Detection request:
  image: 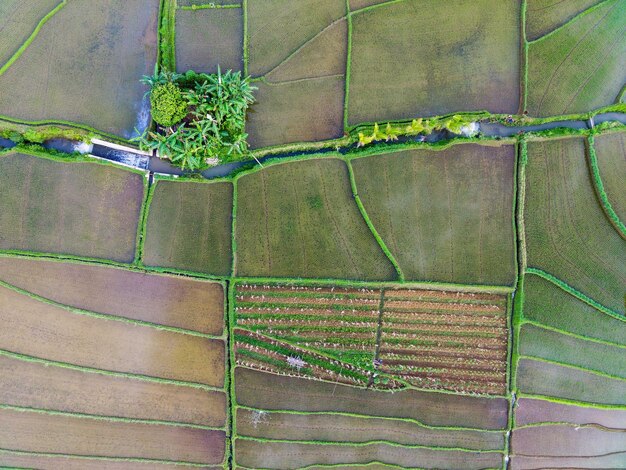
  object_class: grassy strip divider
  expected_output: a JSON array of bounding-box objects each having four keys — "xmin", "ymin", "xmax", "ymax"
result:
[
  {"xmin": 233, "ymin": 276, "xmax": 513, "ymax": 294},
  {"xmin": 343, "ymin": 0, "xmax": 353, "ymax": 131},
  {"xmin": 222, "ymin": 281, "xmax": 233, "ymax": 468},
  {"xmin": 242, "ymin": 0, "xmax": 248, "ymax": 76},
  {"xmin": 235, "ymin": 406, "xmax": 506, "ymax": 433},
  {"xmin": 0, "ymin": 349, "xmax": 223, "ymax": 392},
  {"xmin": 520, "ymin": 319, "xmax": 626, "ymax": 349},
  {"xmin": 227, "ymin": 282, "xmax": 237, "ymax": 468},
  {"xmin": 133, "ymin": 175, "xmax": 154, "ymax": 266},
  {"xmin": 179, "ymin": 3, "xmax": 241, "ymax": 10},
  {"xmin": 0, "ymin": 115, "xmax": 132, "ymax": 146},
  {"xmin": 346, "ymin": 160, "xmax": 404, "ymax": 281},
  {"xmin": 235, "ymin": 436, "xmax": 504, "ymax": 454},
  {"xmin": 158, "ymin": 0, "xmax": 177, "ymax": 71},
  {"xmin": 519, "ymin": 355, "xmax": 626, "ymax": 382},
  {"xmin": 516, "ymin": 392, "xmax": 626, "ymax": 410},
  {"xmin": 524, "ymin": 269, "xmax": 624, "ymax": 321},
  {"xmin": 0, "ymin": 448, "xmax": 210, "ymax": 468},
  {"xmin": 0, "ymin": 404, "xmax": 224, "ymax": 431},
  {"xmin": 520, "ymin": 0, "xmax": 528, "ymax": 112},
  {"xmin": 586, "ymin": 135, "xmax": 626, "ymax": 238},
  {"xmin": 0, "ymin": 278, "xmax": 225, "ymax": 340},
  {"xmin": 231, "ymin": 177, "xmax": 238, "ymax": 277},
  {"xmin": 0, "ymin": 0, "xmax": 67, "ymax": 76},
  {"xmin": 350, "ymin": 0, "xmax": 411, "ymax": 16},
  {"xmin": 527, "ymin": 0, "xmax": 616, "ymax": 45}
]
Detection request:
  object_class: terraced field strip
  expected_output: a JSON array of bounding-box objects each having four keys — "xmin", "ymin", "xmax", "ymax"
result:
[{"xmin": 378, "ymin": 288, "xmax": 509, "ymax": 395}]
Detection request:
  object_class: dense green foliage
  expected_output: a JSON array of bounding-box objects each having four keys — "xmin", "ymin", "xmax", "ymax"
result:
[
  {"xmin": 137, "ymin": 69, "xmax": 255, "ymax": 170},
  {"xmin": 149, "ymin": 82, "xmax": 188, "ymax": 127}
]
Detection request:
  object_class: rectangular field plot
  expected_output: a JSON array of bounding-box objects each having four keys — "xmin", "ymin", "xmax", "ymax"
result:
[
  {"xmin": 378, "ymin": 289, "xmax": 509, "ymax": 395},
  {"xmin": 351, "ymin": 143, "xmax": 517, "ymax": 286},
  {"xmin": 524, "ymin": 137, "xmax": 626, "ymax": 314},
  {"xmin": 526, "ymin": 0, "xmax": 626, "ymax": 116},
  {"xmin": 0, "ymin": 408, "xmax": 225, "ymax": 465},
  {"xmin": 593, "ymin": 130, "xmax": 626, "ymax": 225},
  {"xmin": 235, "ymin": 158, "xmax": 396, "ymax": 280},
  {"xmin": 0, "ymin": 0, "xmax": 158, "ymax": 138},
  {"xmin": 143, "ymin": 179, "xmax": 233, "ymax": 276},
  {"xmin": 0, "ymin": 257, "xmax": 225, "ymax": 335},
  {"xmin": 233, "ymin": 367, "xmax": 507, "ymax": 469},
  {"xmin": 175, "ymin": 7, "xmax": 243, "ymax": 74},
  {"xmin": 0, "ymin": 153, "xmax": 144, "ymax": 263},
  {"xmin": 347, "ymin": 0, "xmax": 520, "ymax": 125},
  {"xmin": 525, "ymin": 0, "xmax": 605, "ymax": 40}
]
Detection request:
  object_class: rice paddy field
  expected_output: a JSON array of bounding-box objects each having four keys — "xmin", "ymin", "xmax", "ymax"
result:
[{"xmin": 2, "ymin": 1, "xmax": 626, "ymax": 468}]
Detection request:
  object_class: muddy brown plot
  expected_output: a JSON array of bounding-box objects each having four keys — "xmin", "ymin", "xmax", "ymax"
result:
[
  {"xmin": 515, "ymin": 397, "xmax": 626, "ymax": 428},
  {"xmin": 0, "ymin": 354, "xmax": 226, "ymax": 427},
  {"xmin": 510, "ymin": 453, "xmax": 626, "ymax": 469},
  {"xmin": 0, "ymin": 257, "xmax": 224, "ymax": 335},
  {"xmin": 0, "ymin": 285, "xmax": 225, "ymax": 387},
  {"xmin": 235, "ymin": 368, "xmax": 508, "ymax": 429},
  {"xmin": 0, "ymin": 408, "xmax": 225, "ymax": 464}
]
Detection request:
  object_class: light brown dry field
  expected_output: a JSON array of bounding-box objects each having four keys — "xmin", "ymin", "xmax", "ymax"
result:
[
  {"xmin": 175, "ymin": 7, "xmax": 243, "ymax": 74},
  {"xmin": 0, "ymin": 354, "xmax": 226, "ymax": 427},
  {"xmin": 0, "ymin": 285, "xmax": 225, "ymax": 387},
  {"xmin": 0, "ymin": 257, "xmax": 224, "ymax": 335},
  {"xmin": 235, "ymin": 439, "xmax": 503, "ymax": 469},
  {"xmin": 236, "ymin": 408, "xmax": 505, "ymax": 449},
  {"xmin": 235, "ymin": 368, "xmax": 509, "ymax": 429},
  {"xmin": 515, "ymin": 397, "xmax": 626, "ymax": 428},
  {"xmin": 0, "ymin": 153, "xmax": 144, "ymax": 262},
  {"xmin": 0, "ymin": 450, "xmax": 223, "ymax": 470},
  {"xmin": 143, "ymin": 180, "xmax": 234, "ymax": 276},
  {"xmin": 0, "ymin": 0, "xmax": 159, "ymax": 137},
  {"xmin": 0, "ymin": 408, "xmax": 225, "ymax": 464}
]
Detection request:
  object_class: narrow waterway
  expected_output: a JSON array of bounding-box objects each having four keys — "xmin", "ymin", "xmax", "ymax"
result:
[{"xmin": 1, "ymin": 113, "xmax": 624, "ymax": 179}]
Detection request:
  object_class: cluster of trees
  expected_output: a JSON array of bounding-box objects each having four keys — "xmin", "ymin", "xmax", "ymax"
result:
[
  {"xmin": 136, "ymin": 69, "xmax": 255, "ymax": 170},
  {"xmin": 357, "ymin": 115, "xmax": 475, "ymax": 147}
]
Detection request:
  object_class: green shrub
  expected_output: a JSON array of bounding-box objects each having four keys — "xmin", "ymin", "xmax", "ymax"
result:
[{"xmin": 150, "ymin": 82, "xmax": 188, "ymax": 127}]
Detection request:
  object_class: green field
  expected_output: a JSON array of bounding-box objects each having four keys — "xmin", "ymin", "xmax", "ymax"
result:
[
  {"xmin": 143, "ymin": 179, "xmax": 233, "ymax": 276},
  {"xmin": 175, "ymin": 7, "xmax": 243, "ymax": 74},
  {"xmin": 351, "ymin": 143, "xmax": 517, "ymax": 285},
  {"xmin": 0, "ymin": 0, "xmax": 158, "ymax": 137},
  {"xmin": 525, "ymin": 0, "xmax": 605, "ymax": 40},
  {"xmin": 347, "ymin": 0, "xmax": 520, "ymax": 125},
  {"xmin": 235, "ymin": 158, "xmax": 396, "ymax": 280},
  {"xmin": 592, "ymin": 130, "xmax": 626, "ymax": 227},
  {"xmin": 525, "ymin": 0, "xmax": 626, "ymax": 116},
  {"xmin": 0, "ymin": 152, "xmax": 144, "ymax": 263},
  {"xmin": 524, "ymin": 137, "xmax": 626, "ymax": 314}
]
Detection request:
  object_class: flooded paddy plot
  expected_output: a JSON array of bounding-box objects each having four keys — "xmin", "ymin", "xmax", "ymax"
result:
[
  {"xmin": 0, "ymin": 153, "xmax": 144, "ymax": 263},
  {"xmin": 175, "ymin": 6, "xmax": 243, "ymax": 74},
  {"xmin": 352, "ymin": 143, "xmax": 517, "ymax": 286},
  {"xmin": 143, "ymin": 180, "xmax": 233, "ymax": 276},
  {"xmin": 593, "ymin": 130, "xmax": 626, "ymax": 224},
  {"xmin": 235, "ymin": 158, "xmax": 396, "ymax": 280},
  {"xmin": 0, "ymin": 0, "xmax": 159, "ymax": 137},
  {"xmin": 347, "ymin": 0, "xmax": 520, "ymax": 125},
  {"xmin": 0, "ymin": 257, "xmax": 225, "ymax": 335},
  {"xmin": 524, "ymin": 137, "xmax": 626, "ymax": 314}
]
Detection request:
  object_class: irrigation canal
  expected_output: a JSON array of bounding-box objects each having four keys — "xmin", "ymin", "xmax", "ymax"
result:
[{"xmin": 1, "ymin": 113, "xmax": 624, "ymax": 179}]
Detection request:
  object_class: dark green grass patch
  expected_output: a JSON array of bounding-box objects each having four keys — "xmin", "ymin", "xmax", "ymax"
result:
[
  {"xmin": 247, "ymin": 76, "xmax": 345, "ymax": 150},
  {"xmin": 516, "ymin": 358, "xmax": 626, "ymax": 405},
  {"xmin": 524, "ymin": 137, "xmax": 626, "ymax": 314},
  {"xmin": 175, "ymin": 7, "xmax": 243, "ymax": 74},
  {"xmin": 519, "ymin": 324, "xmax": 626, "ymax": 378},
  {"xmin": 351, "ymin": 143, "xmax": 516, "ymax": 286},
  {"xmin": 347, "ymin": 0, "xmax": 520, "ymax": 125},
  {"xmin": 0, "ymin": 0, "xmax": 159, "ymax": 138},
  {"xmin": 0, "ymin": 153, "xmax": 144, "ymax": 263},
  {"xmin": 526, "ymin": 0, "xmax": 626, "ymax": 117},
  {"xmin": 235, "ymin": 158, "xmax": 396, "ymax": 280},
  {"xmin": 523, "ymin": 274, "xmax": 626, "ymax": 345},
  {"xmin": 0, "ymin": 0, "xmax": 61, "ymax": 68},
  {"xmin": 143, "ymin": 180, "xmax": 233, "ymax": 276},
  {"xmin": 525, "ymin": 0, "xmax": 605, "ymax": 41},
  {"xmin": 246, "ymin": 0, "xmax": 345, "ymax": 77},
  {"xmin": 593, "ymin": 131, "xmax": 626, "ymax": 226}
]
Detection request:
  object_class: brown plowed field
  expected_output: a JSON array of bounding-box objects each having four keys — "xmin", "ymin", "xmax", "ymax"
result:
[
  {"xmin": 385, "ymin": 289, "xmax": 505, "ymax": 302},
  {"xmin": 0, "ymin": 408, "xmax": 225, "ymax": 464},
  {"xmin": 380, "ymin": 346, "xmax": 506, "ymax": 360},
  {"xmin": 384, "ymin": 299, "xmax": 504, "ymax": 314},
  {"xmin": 382, "ymin": 311, "xmax": 505, "ymax": 326},
  {"xmin": 236, "ymin": 306, "xmax": 380, "ymax": 318},
  {"xmin": 0, "ymin": 285, "xmax": 225, "ymax": 387},
  {"xmin": 0, "ymin": 354, "xmax": 226, "ymax": 427},
  {"xmin": 237, "ymin": 294, "xmax": 379, "ymax": 307},
  {"xmin": 238, "ymin": 284, "xmax": 380, "ymax": 298},
  {"xmin": 0, "ymin": 257, "xmax": 224, "ymax": 335}
]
